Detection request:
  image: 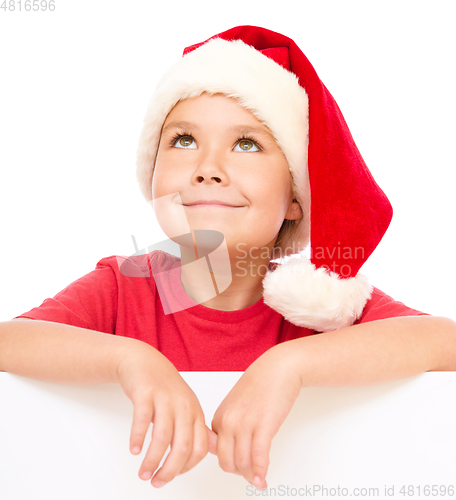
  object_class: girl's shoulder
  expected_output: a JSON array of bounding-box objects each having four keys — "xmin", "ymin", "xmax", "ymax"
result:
[
  {"xmin": 355, "ymin": 287, "xmax": 429, "ymax": 324},
  {"xmin": 96, "ymin": 250, "xmax": 180, "ymax": 279}
]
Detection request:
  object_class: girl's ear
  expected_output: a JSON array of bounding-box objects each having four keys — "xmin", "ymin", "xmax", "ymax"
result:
[{"xmin": 284, "ymin": 199, "xmax": 303, "ymax": 221}]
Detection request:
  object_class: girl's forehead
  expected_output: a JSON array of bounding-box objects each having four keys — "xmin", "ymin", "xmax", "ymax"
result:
[
  {"xmin": 167, "ymin": 92, "xmax": 255, "ymax": 118},
  {"xmin": 163, "ymin": 93, "xmax": 272, "ymax": 136}
]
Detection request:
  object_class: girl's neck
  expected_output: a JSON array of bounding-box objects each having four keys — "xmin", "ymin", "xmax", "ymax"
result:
[{"xmin": 179, "ymin": 243, "xmax": 273, "ymax": 311}]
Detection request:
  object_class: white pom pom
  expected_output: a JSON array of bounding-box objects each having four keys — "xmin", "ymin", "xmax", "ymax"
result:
[{"xmin": 262, "ymin": 253, "xmax": 372, "ymax": 332}]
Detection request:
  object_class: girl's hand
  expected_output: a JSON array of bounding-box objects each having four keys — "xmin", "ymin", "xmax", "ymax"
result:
[
  {"xmin": 116, "ymin": 342, "xmax": 216, "ymax": 488},
  {"xmin": 211, "ymin": 343, "xmax": 302, "ymax": 489}
]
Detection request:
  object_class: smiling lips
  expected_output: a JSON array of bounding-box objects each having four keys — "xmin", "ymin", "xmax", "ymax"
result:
[{"xmin": 182, "ymin": 200, "xmax": 244, "ymax": 208}]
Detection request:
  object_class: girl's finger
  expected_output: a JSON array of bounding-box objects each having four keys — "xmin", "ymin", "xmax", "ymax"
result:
[
  {"xmin": 149, "ymin": 410, "xmax": 195, "ymax": 487},
  {"xmin": 233, "ymin": 430, "xmax": 254, "ymax": 482},
  {"xmin": 207, "ymin": 426, "xmax": 218, "ymax": 455},
  {"xmin": 216, "ymin": 430, "xmax": 239, "ymax": 475},
  {"xmin": 176, "ymin": 418, "xmax": 209, "ymax": 475},
  {"xmin": 138, "ymin": 410, "xmax": 173, "ymax": 481},
  {"xmin": 250, "ymin": 429, "xmax": 271, "ymax": 489},
  {"xmin": 129, "ymin": 400, "xmax": 154, "ymax": 456}
]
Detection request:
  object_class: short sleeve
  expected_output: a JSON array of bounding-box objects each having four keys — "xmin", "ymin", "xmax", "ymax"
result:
[
  {"xmin": 14, "ymin": 257, "xmax": 119, "ymax": 334},
  {"xmin": 355, "ymin": 287, "xmax": 430, "ymax": 324}
]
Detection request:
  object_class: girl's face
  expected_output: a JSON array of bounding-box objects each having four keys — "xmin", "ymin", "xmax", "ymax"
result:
[{"xmin": 152, "ymin": 93, "xmax": 302, "ymax": 257}]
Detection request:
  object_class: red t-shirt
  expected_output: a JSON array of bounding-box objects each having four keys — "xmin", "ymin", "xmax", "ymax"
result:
[{"xmin": 15, "ymin": 251, "xmax": 428, "ymax": 371}]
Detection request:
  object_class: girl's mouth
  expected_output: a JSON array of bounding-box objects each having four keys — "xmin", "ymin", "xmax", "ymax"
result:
[{"xmin": 183, "ymin": 200, "xmax": 244, "ymax": 208}]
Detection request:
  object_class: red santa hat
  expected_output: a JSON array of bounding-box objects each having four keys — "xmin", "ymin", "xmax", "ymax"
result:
[{"xmin": 136, "ymin": 25, "xmax": 393, "ymax": 332}]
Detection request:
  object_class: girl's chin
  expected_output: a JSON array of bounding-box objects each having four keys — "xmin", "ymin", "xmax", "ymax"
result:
[{"xmin": 175, "ymin": 224, "xmax": 277, "ymax": 254}]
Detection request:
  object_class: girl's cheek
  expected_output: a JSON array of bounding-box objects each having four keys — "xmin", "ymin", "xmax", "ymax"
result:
[
  {"xmin": 153, "ymin": 172, "xmax": 181, "ymax": 201},
  {"xmin": 151, "ymin": 174, "xmax": 167, "ymax": 200}
]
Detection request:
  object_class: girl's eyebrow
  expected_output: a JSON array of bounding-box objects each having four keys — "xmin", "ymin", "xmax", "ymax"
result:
[
  {"xmin": 229, "ymin": 124, "xmax": 275, "ymax": 142},
  {"xmin": 162, "ymin": 121, "xmax": 197, "ymax": 134},
  {"xmin": 161, "ymin": 120, "xmax": 275, "ymax": 141}
]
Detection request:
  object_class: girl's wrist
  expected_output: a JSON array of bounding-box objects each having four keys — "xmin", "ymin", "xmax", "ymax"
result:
[
  {"xmin": 115, "ymin": 338, "xmax": 178, "ymax": 391},
  {"xmin": 255, "ymin": 341, "xmax": 305, "ymax": 389}
]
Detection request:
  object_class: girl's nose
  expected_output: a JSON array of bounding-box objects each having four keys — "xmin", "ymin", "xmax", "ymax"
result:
[
  {"xmin": 191, "ymin": 152, "xmax": 229, "ymax": 185},
  {"xmin": 196, "ymin": 174, "xmax": 222, "ymax": 183}
]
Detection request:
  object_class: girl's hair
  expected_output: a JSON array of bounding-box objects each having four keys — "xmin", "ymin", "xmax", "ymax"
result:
[{"xmin": 273, "ymin": 200, "xmax": 302, "ymax": 256}]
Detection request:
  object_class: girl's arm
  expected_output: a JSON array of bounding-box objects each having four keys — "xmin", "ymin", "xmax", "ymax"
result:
[
  {"xmin": 0, "ymin": 319, "xmax": 134, "ymax": 383},
  {"xmin": 286, "ymin": 315, "xmax": 456, "ymax": 386},
  {"xmin": 0, "ymin": 319, "xmax": 215, "ymax": 488},
  {"xmin": 211, "ymin": 315, "xmax": 456, "ymax": 489}
]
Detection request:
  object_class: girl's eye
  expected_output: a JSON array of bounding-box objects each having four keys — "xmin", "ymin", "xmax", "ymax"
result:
[
  {"xmin": 234, "ymin": 138, "xmax": 261, "ymax": 153},
  {"xmin": 172, "ymin": 135, "xmax": 197, "ymax": 149},
  {"xmin": 171, "ymin": 134, "xmax": 261, "ymax": 152}
]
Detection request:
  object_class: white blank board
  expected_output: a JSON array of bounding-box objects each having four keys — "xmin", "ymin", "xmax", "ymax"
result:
[{"xmin": 1, "ymin": 372, "xmax": 456, "ymax": 499}]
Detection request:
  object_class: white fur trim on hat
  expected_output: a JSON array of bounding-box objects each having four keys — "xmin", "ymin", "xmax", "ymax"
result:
[
  {"xmin": 262, "ymin": 253, "xmax": 373, "ymax": 332},
  {"xmin": 136, "ymin": 37, "xmax": 310, "ymax": 253}
]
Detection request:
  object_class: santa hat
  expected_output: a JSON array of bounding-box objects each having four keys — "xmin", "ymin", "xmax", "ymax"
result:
[{"xmin": 136, "ymin": 25, "xmax": 393, "ymax": 332}]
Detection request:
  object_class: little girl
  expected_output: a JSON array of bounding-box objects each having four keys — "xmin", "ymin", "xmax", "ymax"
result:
[{"xmin": 1, "ymin": 25, "xmax": 455, "ymax": 491}]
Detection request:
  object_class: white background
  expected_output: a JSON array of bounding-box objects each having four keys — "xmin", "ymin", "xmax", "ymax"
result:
[{"xmin": 1, "ymin": 0, "xmax": 455, "ymax": 321}]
